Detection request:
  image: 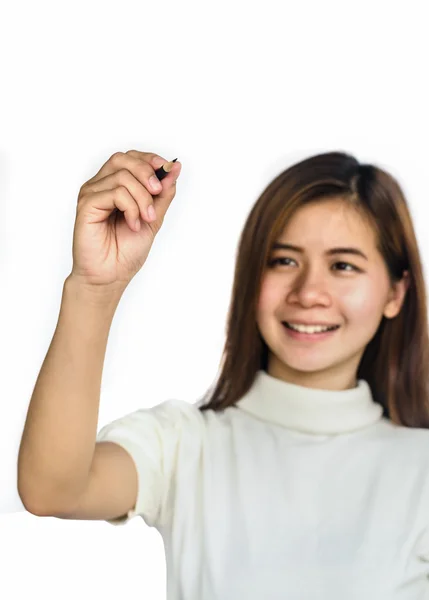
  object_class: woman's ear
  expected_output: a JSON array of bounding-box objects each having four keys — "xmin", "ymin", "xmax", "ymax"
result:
[{"xmin": 384, "ymin": 270, "xmax": 410, "ymax": 319}]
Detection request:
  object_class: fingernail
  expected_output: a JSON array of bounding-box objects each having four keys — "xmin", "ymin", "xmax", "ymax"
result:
[
  {"xmin": 147, "ymin": 205, "xmax": 156, "ymax": 220},
  {"xmin": 149, "ymin": 175, "xmax": 161, "ymax": 190}
]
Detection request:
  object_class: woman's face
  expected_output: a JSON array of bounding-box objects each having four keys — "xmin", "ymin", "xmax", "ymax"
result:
[{"xmin": 256, "ymin": 199, "xmax": 409, "ymax": 390}]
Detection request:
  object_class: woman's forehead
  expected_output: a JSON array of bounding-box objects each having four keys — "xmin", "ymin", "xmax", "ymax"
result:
[{"xmin": 280, "ymin": 203, "xmax": 373, "ymax": 239}]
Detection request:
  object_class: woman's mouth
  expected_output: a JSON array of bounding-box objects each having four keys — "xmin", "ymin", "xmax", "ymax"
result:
[{"xmin": 282, "ymin": 322, "xmax": 341, "ymax": 342}]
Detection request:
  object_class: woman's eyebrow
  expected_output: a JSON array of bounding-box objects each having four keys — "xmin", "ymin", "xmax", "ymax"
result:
[{"xmin": 271, "ymin": 243, "xmax": 369, "ymax": 261}]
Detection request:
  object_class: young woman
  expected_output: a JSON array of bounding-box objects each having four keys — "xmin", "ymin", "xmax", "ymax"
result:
[{"xmin": 18, "ymin": 150, "xmax": 429, "ymax": 598}]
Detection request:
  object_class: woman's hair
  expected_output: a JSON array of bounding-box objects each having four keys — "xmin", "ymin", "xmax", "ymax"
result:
[{"xmin": 199, "ymin": 151, "xmax": 429, "ymax": 428}]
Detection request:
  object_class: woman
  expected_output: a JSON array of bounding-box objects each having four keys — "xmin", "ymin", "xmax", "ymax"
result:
[{"xmin": 18, "ymin": 150, "xmax": 429, "ymax": 598}]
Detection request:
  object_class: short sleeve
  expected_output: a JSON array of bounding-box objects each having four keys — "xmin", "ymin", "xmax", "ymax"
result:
[{"xmin": 95, "ymin": 398, "xmax": 203, "ymax": 528}]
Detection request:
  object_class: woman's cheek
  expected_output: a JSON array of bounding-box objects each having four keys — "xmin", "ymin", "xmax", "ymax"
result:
[{"xmin": 342, "ymin": 283, "xmax": 386, "ymax": 324}]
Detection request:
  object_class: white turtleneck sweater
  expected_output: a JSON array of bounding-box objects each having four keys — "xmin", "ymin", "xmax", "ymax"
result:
[{"xmin": 96, "ymin": 370, "xmax": 429, "ymax": 599}]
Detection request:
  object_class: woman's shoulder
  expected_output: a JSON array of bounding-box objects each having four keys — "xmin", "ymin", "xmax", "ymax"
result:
[
  {"xmin": 104, "ymin": 395, "xmax": 231, "ymax": 433},
  {"xmin": 375, "ymin": 416, "xmax": 429, "ymax": 453}
]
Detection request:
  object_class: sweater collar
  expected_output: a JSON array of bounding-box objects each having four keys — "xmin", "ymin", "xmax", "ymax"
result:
[{"xmin": 235, "ymin": 369, "xmax": 383, "ymax": 434}]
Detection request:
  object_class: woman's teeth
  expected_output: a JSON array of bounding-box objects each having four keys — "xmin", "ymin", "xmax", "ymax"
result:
[{"xmin": 284, "ymin": 322, "xmax": 339, "ymax": 334}]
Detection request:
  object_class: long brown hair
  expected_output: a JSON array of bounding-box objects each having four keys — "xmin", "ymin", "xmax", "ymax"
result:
[{"xmin": 199, "ymin": 151, "xmax": 429, "ymax": 428}]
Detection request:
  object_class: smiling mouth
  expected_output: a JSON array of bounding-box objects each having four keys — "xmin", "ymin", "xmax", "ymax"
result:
[{"xmin": 283, "ymin": 322, "xmax": 341, "ymax": 332}]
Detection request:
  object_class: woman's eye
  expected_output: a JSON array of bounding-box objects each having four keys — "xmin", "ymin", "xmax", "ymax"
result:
[
  {"xmin": 269, "ymin": 257, "xmax": 294, "ymax": 267},
  {"xmin": 335, "ymin": 261, "xmax": 358, "ymax": 272},
  {"xmin": 268, "ymin": 258, "xmax": 358, "ymax": 272}
]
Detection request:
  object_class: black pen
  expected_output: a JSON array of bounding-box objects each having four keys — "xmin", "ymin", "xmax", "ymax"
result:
[{"xmin": 155, "ymin": 158, "xmax": 178, "ymax": 181}]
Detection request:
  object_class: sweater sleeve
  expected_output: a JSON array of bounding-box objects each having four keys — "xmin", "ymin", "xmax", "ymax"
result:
[{"xmin": 95, "ymin": 398, "xmax": 203, "ymax": 528}]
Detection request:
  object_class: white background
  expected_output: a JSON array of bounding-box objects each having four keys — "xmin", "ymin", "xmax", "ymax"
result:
[{"xmin": 1, "ymin": 0, "xmax": 428, "ymax": 598}]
